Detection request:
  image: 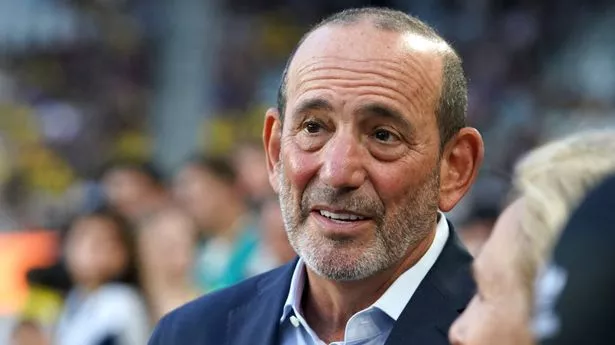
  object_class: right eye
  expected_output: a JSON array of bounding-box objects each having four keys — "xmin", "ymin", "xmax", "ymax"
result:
[
  {"xmin": 303, "ymin": 120, "xmax": 324, "ymax": 134},
  {"xmin": 296, "ymin": 119, "xmax": 331, "ymax": 152}
]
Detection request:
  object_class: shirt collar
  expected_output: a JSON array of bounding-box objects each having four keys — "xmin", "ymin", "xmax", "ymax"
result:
[
  {"xmin": 280, "ymin": 213, "xmax": 450, "ymax": 323},
  {"xmin": 280, "ymin": 254, "xmax": 307, "ymax": 322},
  {"xmin": 373, "ymin": 213, "xmax": 449, "ymax": 320}
]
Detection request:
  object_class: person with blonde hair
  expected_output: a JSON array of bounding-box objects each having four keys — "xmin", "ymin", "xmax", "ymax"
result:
[{"xmin": 449, "ymin": 129, "xmax": 615, "ymax": 345}]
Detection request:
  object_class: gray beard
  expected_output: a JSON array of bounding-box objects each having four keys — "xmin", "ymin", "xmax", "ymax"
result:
[{"xmin": 276, "ymin": 161, "xmax": 440, "ymax": 281}]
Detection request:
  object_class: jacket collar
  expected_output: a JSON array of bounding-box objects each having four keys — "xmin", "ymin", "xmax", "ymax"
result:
[
  {"xmin": 226, "ymin": 258, "xmax": 297, "ymax": 345},
  {"xmin": 226, "ymin": 221, "xmax": 474, "ymax": 345},
  {"xmin": 384, "ymin": 221, "xmax": 475, "ymax": 345}
]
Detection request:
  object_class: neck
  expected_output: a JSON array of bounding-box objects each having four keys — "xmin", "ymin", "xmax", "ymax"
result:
[
  {"xmin": 145, "ymin": 272, "xmax": 194, "ymax": 307},
  {"xmin": 77, "ymin": 281, "xmax": 103, "ymax": 294},
  {"xmin": 159, "ymin": 272, "xmax": 192, "ymax": 291},
  {"xmin": 302, "ymin": 228, "xmax": 436, "ymax": 343}
]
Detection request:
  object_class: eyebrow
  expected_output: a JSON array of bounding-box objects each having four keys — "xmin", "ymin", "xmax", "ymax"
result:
[
  {"xmin": 293, "ymin": 98, "xmax": 334, "ymax": 116},
  {"xmin": 357, "ymin": 103, "xmax": 415, "ymax": 136}
]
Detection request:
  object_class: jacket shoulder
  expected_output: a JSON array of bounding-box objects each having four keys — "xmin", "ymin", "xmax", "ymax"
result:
[{"xmin": 148, "ymin": 262, "xmax": 294, "ymax": 344}]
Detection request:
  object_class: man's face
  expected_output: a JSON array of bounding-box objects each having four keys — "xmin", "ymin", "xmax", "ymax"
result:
[
  {"xmin": 449, "ymin": 200, "xmax": 534, "ymax": 345},
  {"xmin": 274, "ymin": 22, "xmax": 445, "ymax": 281}
]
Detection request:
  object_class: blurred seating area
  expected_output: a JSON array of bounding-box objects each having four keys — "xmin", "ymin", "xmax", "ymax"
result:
[{"xmin": 0, "ymin": 0, "xmax": 613, "ymax": 344}]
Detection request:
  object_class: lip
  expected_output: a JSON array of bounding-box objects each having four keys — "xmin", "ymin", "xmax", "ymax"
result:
[
  {"xmin": 310, "ymin": 205, "xmax": 370, "ymax": 219},
  {"xmin": 309, "ymin": 210, "xmax": 373, "ymax": 238}
]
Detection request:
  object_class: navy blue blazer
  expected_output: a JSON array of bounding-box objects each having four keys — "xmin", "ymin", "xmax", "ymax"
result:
[{"xmin": 149, "ymin": 225, "xmax": 474, "ymax": 345}]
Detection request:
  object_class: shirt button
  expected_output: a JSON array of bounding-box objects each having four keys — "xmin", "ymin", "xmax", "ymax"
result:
[{"xmin": 290, "ymin": 315, "xmax": 300, "ymax": 328}]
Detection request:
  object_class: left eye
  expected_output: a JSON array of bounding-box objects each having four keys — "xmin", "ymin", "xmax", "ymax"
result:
[{"xmin": 373, "ymin": 129, "xmax": 399, "ymax": 143}]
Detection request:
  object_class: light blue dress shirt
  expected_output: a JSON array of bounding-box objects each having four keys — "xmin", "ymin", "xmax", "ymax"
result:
[{"xmin": 279, "ymin": 214, "xmax": 450, "ymax": 345}]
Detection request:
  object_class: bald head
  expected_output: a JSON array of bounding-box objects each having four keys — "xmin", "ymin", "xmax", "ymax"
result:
[{"xmin": 277, "ymin": 7, "xmax": 467, "ymax": 148}]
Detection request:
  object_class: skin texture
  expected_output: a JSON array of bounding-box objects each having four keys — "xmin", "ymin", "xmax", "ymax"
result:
[
  {"xmin": 263, "ymin": 20, "xmax": 483, "ymax": 343},
  {"xmin": 449, "ymin": 199, "xmax": 534, "ymax": 345}
]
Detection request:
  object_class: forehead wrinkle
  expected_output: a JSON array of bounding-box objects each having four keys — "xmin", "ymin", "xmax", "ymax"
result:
[
  {"xmin": 293, "ymin": 56, "xmax": 440, "ymax": 94},
  {"xmin": 291, "ymin": 66, "xmax": 437, "ymax": 117},
  {"xmin": 298, "ymin": 80, "xmax": 426, "ymax": 117},
  {"xmin": 289, "ymin": 56, "xmax": 440, "ymax": 112}
]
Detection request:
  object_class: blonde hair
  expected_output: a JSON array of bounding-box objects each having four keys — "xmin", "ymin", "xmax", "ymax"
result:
[{"xmin": 512, "ymin": 129, "xmax": 615, "ymax": 297}]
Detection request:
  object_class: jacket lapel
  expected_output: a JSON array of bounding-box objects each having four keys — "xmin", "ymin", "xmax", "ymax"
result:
[
  {"xmin": 385, "ymin": 223, "xmax": 475, "ymax": 345},
  {"xmin": 226, "ymin": 259, "xmax": 296, "ymax": 345},
  {"xmin": 225, "ymin": 222, "xmax": 473, "ymax": 345}
]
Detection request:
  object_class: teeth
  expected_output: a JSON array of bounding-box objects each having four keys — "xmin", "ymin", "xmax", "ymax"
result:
[{"xmin": 319, "ymin": 210, "xmax": 365, "ymax": 221}]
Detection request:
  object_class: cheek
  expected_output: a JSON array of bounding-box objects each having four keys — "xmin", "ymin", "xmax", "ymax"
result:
[
  {"xmin": 502, "ymin": 298, "xmax": 532, "ymax": 339},
  {"xmin": 451, "ymin": 300, "xmax": 503, "ymax": 345},
  {"xmin": 473, "ymin": 303, "xmax": 526, "ymax": 344},
  {"xmin": 368, "ymin": 159, "xmax": 430, "ymax": 202},
  {"xmin": 281, "ymin": 144, "xmax": 320, "ymax": 193}
]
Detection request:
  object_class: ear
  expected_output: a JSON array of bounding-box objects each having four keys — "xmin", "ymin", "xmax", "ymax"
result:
[
  {"xmin": 263, "ymin": 107, "xmax": 283, "ymax": 193},
  {"xmin": 438, "ymin": 127, "xmax": 484, "ymax": 212}
]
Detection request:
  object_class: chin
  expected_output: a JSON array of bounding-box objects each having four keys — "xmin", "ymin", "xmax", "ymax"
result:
[{"xmin": 302, "ymin": 244, "xmax": 389, "ymax": 281}]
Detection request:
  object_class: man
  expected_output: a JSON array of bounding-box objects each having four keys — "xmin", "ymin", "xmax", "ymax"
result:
[{"xmin": 149, "ymin": 7, "xmax": 484, "ymax": 345}]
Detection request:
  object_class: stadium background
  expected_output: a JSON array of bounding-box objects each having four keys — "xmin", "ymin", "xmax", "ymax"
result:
[{"xmin": 0, "ymin": 0, "xmax": 614, "ymax": 343}]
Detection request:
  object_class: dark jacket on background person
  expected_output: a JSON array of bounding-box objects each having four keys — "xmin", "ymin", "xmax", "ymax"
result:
[{"xmin": 539, "ymin": 174, "xmax": 615, "ymax": 345}]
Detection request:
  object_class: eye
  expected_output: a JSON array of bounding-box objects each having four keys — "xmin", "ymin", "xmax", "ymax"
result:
[
  {"xmin": 303, "ymin": 120, "xmax": 324, "ymax": 134},
  {"xmin": 373, "ymin": 128, "xmax": 400, "ymax": 143}
]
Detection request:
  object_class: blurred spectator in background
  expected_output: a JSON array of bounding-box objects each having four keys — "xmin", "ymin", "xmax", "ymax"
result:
[
  {"xmin": 245, "ymin": 196, "xmax": 296, "ymax": 276},
  {"xmin": 54, "ymin": 208, "xmax": 149, "ymax": 345},
  {"xmin": 0, "ymin": 0, "xmax": 613, "ymax": 343},
  {"xmin": 101, "ymin": 161, "xmax": 169, "ymax": 225},
  {"xmin": 137, "ymin": 208, "xmax": 200, "ymax": 323},
  {"xmin": 449, "ymin": 129, "xmax": 615, "ymax": 345},
  {"xmin": 231, "ymin": 140, "xmax": 275, "ymax": 210},
  {"xmin": 457, "ymin": 205, "xmax": 499, "ymax": 257},
  {"xmin": 258, "ymin": 197, "xmax": 295, "ymax": 265},
  {"xmin": 173, "ymin": 155, "xmax": 268, "ymax": 292},
  {"xmin": 9, "ymin": 319, "xmax": 49, "ymax": 345}
]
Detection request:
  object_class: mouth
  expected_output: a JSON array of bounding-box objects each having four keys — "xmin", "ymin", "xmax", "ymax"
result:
[
  {"xmin": 309, "ymin": 207, "xmax": 373, "ymax": 237},
  {"xmin": 310, "ymin": 206, "xmax": 373, "ymax": 235},
  {"xmin": 317, "ymin": 209, "xmax": 367, "ymax": 222}
]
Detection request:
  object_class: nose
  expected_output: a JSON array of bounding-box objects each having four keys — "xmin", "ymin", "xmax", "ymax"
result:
[
  {"xmin": 448, "ymin": 318, "xmax": 466, "ymax": 345},
  {"xmin": 319, "ymin": 130, "xmax": 367, "ymax": 190}
]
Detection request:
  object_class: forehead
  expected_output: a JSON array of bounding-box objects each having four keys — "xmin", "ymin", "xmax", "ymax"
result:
[
  {"xmin": 70, "ymin": 217, "xmax": 118, "ymax": 242},
  {"xmin": 286, "ymin": 22, "xmax": 446, "ymax": 109}
]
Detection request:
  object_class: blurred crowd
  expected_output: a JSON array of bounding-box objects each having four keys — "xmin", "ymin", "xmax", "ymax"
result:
[
  {"xmin": 0, "ymin": 0, "xmax": 614, "ymax": 231},
  {"xmin": 0, "ymin": 0, "xmax": 613, "ymax": 344},
  {"xmin": 5, "ymin": 150, "xmax": 294, "ymax": 345}
]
